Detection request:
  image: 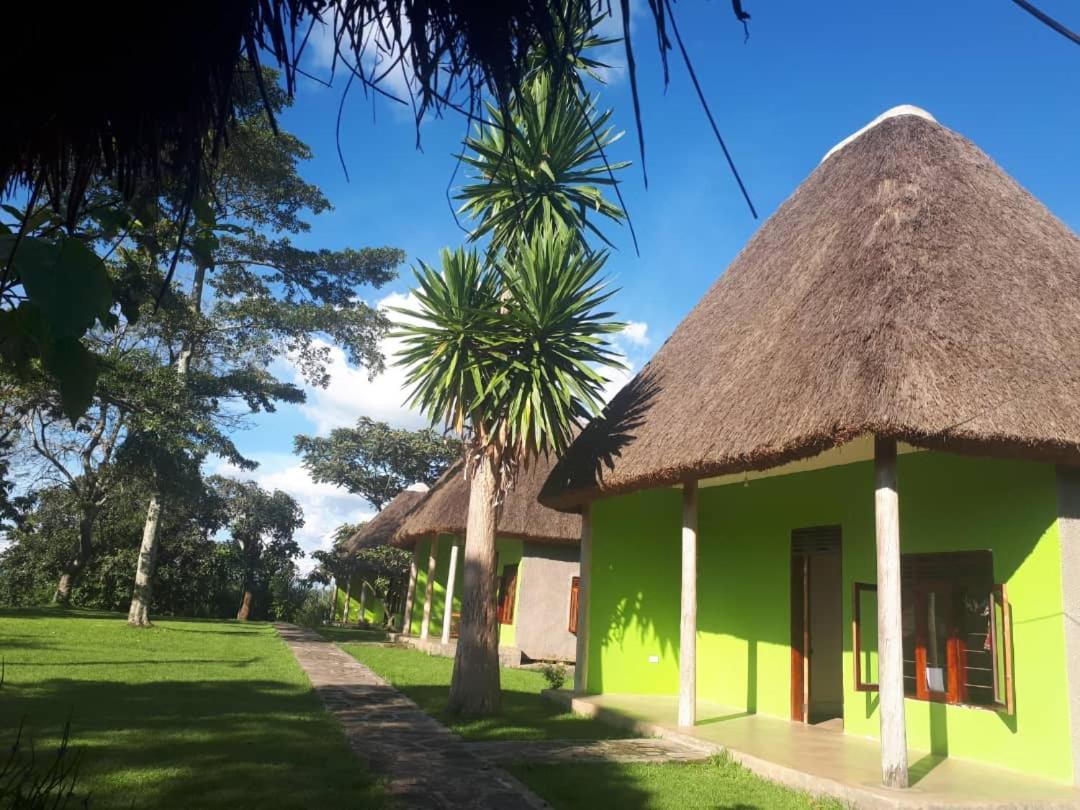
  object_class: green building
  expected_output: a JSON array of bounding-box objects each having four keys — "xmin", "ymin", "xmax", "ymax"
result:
[
  {"xmin": 396, "ymin": 457, "xmax": 582, "ymax": 665},
  {"xmin": 541, "ymin": 107, "xmax": 1080, "ymax": 797}
]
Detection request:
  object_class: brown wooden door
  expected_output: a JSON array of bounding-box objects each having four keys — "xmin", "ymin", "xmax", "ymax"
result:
[{"xmin": 790, "ymin": 554, "xmax": 808, "ymax": 722}]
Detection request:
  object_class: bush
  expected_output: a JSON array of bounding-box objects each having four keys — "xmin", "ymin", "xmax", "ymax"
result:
[
  {"xmin": 294, "ymin": 589, "xmax": 334, "ymax": 628},
  {"xmin": 539, "ymin": 663, "xmax": 568, "ymax": 691}
]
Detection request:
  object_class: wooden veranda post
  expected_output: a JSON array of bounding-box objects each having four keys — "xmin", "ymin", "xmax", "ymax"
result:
[
  {"xmin": 679, "ymin": 480, "xmax": 699, "ymax": 728},
  {"xmin": 875, "ymin": 436, "xmax": 909, "ymax": 788},
  {"xmin": 441, "ymin": 540, "xmax": 460, "ymax": 645},
  {"xmin": 402, "ymin": 546, "xmax": 420, "ymax": 636},
  {"xmin": 421, "ymin": 536, "xmax": 440, "ymax": 639},
  {"xmin": 574, "ymin": 504, "xmax": 593, "ymax": 694}
]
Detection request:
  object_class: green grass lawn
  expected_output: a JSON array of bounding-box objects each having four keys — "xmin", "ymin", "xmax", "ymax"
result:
[
  {"xmin": 337, "ymin": 640, "xmax": 627, "ymax": 741},
  {"xmin": 510, "ymin": 755, "xmax": 847, "ymax": 810},
  {"xmin": 0, "ymin": 608, "xmax": 385, "ymax": 809}
]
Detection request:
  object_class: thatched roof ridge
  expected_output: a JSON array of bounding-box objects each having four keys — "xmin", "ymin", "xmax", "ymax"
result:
[
  {"xmin": 396, "ymin": 456, "xmax": 580, "ymax": 547},
  {"xmin": 541, "ymin": 109, "xmax": 1080, "ymax": 510},
  {"xmin": 342, "ymin": 489, "xmax": 426, "ymax": 555}
]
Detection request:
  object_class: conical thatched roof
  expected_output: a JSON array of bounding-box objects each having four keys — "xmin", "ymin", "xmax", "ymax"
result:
[
  {"xmin": 396, "ymin": 456, "xmax": 581, "ymax": 547},
  {"xmin": 342, "ymin": 489, "xmax": 427, "ymax": 555},
  {"xmin": 541, "ymin": 107, "xmax": 1080, "ymax": 511}
]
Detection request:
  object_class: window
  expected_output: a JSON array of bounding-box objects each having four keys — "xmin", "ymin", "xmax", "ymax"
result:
[
  {"xmin": 853, "ymin": 551, "xmax": 1013, "ymax": 712},
  {"xmin": 497, "ymin": 564, "xmax": 519, "ymax": 625},
  {"xmin": 568, "ymin": 576, "xmax": 581, "ymax": 634}
]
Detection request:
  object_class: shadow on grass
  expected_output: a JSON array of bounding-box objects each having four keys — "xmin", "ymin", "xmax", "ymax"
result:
[
  {"xmin": 510, "ymin": 756, "xmax": 844, "ymax": 810},
  {"xmin": 0, "ymin": 677, "xmax": 384, "ymax": 810},
  {"xmin": 316, "ymin": 626, "xmax": 389, "ymax": 644}
]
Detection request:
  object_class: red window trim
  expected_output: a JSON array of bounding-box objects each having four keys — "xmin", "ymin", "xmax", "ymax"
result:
[{"xmin": 568, "ymin": 576, "xmax": 580, "ymax": 635}]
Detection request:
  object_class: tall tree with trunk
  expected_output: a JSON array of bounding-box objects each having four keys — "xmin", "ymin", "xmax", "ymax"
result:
[
  {"xmin": 125, "ymin": 69, "xmax": 403, "ymax": 626},
  {"xmin": 295, "ymin": 418, "xmax": 461, "ymax": 510},
  {"xmin": 211, "ymin": 477, "xmax": 304, "ymax": 621},
  {"xmin": 395, "ymin": 30, "xmax": 629, "ymax": 716}
]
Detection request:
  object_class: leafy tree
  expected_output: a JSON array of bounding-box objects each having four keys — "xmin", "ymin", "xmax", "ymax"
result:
[
  {"xmin": 211, "ymin": 477, "xmax": 304, "ymax": 621},
  {"xmin": 395, "ymin": 37, "xmax": 628, "ymax": 715},
  {"xmin": 295, "ymin": 417, "xmax": 460, "ymax": 510},
  {"xmin": 311, "ymin": 522, "xmax": 412, "ymax": 625},
  {"xmin": 125, "ymin": 71, "xmax": 403, "ymax": 627}
]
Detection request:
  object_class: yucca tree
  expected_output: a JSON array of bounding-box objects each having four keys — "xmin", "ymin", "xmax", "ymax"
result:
[
  {"xmin": 396, "ymin": 24, "xmax": 630, "ymax": 715},
  {"xmin": 456, "ymin": 70, "xmax": 629, "ymax": 256},
  {"xmin": 397, "ymin": 226, "xmax": 623, "ymax": 715}
]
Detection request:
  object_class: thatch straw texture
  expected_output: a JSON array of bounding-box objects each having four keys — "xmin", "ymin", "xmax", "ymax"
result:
[
  {"xmin": 542, "ymin": 110, "xmax": 1080, "ymax": 510},
  {"xmin": 342, "ymin": 490, "xmax": 426, "ymax": 554},
  {"xmin": 396, "ymin": 457, "xmax": 580, "ymax": 547}
]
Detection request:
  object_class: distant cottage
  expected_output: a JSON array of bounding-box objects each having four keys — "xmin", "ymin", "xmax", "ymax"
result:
[
  {"xmin": 395, "ymin": 457, "xmax": 581, "ymax": 665},
  {"xmin": 542, "ymin": 107, "xmax": 1080, "ymax": 796}
]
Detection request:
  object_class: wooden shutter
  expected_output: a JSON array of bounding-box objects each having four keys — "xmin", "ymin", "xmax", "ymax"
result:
[
  {"xmin": 990, "ymin": 584, "xmax": 1015, "ymax": 714},
  {"xmin": 497, "ymin": 564, "xmax": 519, "ymax": 625},
  {"xmin": 852, "ymin": 582, "xmax": 879, "ymax": 692},
  {"xmin": 568, "ymin": 576, "xmax": 581, "ymax": 634}
]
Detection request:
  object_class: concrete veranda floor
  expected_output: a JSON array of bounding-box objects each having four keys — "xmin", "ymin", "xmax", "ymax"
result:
[{"xmin": 545, "ymin": 692, "xmax": 1080, "ymax": 809}]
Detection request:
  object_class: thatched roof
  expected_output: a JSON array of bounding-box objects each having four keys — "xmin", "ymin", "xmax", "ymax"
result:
[
  {"xmin": 342, "ymin": 489, "xmax": 427, "ymax": 555},
  {"xmin": 541, "ymin": 107, "xmax": 1080, "ymax": 510},
  {"xmin": 396, "ymin": 456, "xmax": 581, "ymax": 547}
]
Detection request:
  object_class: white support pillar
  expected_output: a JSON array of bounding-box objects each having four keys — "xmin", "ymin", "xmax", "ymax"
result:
[
  {"xmin": 574, "ymin": 504, "xmax": 593, "ymax": 694},
  {"xmin": 402, "ymin": 546, "xmax": 420, "ymax": 636},
  {"xmin": 679, "ymin": 480, "xmax": 699, "ymax": 728},
  {"xmin": 441, "ymin": 539, "xmax": 460, "ymax": 645},
  {"xmin": 358, "ymin": 580, "xmax": 368, "ymax": 623},
  {"xmin": 420, "ymin": 536, "xmax": 440, "ymax": 640},
  {"xmin": 875, "ymin": 436, "xmax": 909, "ymax": 789}
]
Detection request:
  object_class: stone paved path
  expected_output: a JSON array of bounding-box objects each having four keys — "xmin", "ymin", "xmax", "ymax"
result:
[
  {"xmin": 276, "ymin": 624, "xmax": 548, "ymax": 809},
  {"xmin": 462, "ymin": 738, "xmax": 711, "ymax": 764}
]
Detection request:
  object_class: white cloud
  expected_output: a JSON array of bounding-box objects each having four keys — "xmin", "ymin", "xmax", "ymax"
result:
[
  {"xmin": 209, "ymin": 454, "xmax": 375, "ymax": 574},
  {"xmin": 289, "ymin": 290, "xmax": 430, "ymax": 434},
  {"xmin": 620, "ymin": 320, "xmax": 650, "ymax": 347},
  {"xmin": 302, "ymin": 13, "xmax": 415, "ymax": 106}
]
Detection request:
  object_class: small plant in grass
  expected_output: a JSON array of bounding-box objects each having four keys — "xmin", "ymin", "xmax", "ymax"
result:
[
  {"xmin": 539, "ymin": 663, "xmax": 568, "ymax": 691},
  {"xmin": 0, "ymin": 719, "xmax": 88, "ymax": 808}
]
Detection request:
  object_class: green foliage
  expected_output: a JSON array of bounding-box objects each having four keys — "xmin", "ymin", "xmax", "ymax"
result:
[
  {"xmin": 396, "ymin": 228, "xmax": 623, "ymax": 459},
  {"xmin": 295, "ymin": 416, "xmax": 461, "ymax": 509},
  {"xmin": 0, "ymin": 609, "xmax": 388, "ymax": 808},
  {"xmin": 397, "ymin": 31, "xmax": 628, "ymax": 464},
  {"xmin": 0, "ymin": 477, "xmax": 310, "ymax": 622},
  {"xmin": 457, "ymin": 69, "xmax": 629, "ymax": 254},
  {"xmin": 539, "ymin": 662, "xmax": 568, "ymax": 691}
]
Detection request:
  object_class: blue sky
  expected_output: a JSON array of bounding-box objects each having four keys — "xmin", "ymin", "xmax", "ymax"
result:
[{"xmin": 219, "ymin": 1, "xmax": 1080, "ymax": 563}]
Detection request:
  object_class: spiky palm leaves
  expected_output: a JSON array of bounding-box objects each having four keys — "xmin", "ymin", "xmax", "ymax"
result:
[
  {"xmin": 456, "ymin": 70, "xmax": 628, "ymax": 255},
  {"xmin": 395, "ymin": 227, "xmax": 622, "ymax": 465}
]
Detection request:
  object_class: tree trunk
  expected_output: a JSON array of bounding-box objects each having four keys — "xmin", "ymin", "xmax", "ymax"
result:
[
  {"xmin": 53, "ymin": 504, "xmax": 97, "ymax": 605},
  {"xmin": 127, "ymin": 260, "xmax": 208, "ymax": 625},
  {"xmin": 343, "ymin": 577, "xmax": 352, "ymax": 624},
  {"xmin": 447, "ymin": 452, "xmax": 503, "ymax": 716},
  {"xmin": 127, "ymin": 492, "xmax": 163, "ymax": 627},
  {"xmin": 53, "ymin": 572, "xmax": 75, "ymax": 605},
  {"xmin": 237, "ymin": 588, "xmax": 254, "ymax": 621}
]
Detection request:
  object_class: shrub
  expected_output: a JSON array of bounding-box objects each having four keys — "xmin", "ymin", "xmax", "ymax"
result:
[
  {"xmin": 294, "ymin": 589, "xmax": 334, "ymax": 628},
  {"xmin": 539, "ymin": 663, "xmax": 568, "ymax": 691}
]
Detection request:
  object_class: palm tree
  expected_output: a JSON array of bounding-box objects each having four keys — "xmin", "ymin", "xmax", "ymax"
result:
[{"xmin": 395, "ymin": 42, "xmax": 629, "ymax": 715}]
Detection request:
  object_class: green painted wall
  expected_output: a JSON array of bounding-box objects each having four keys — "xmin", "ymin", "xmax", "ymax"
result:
[
  {"xmin": 588, "ymin": 452, "xmax": 1073, "ymax": 783},
  {"xmin": 404, "ymin": 534, "xmax": 523, "ymax": 648},
  {"xmin": 335, "ymin": 578, "xmax": 386, "ymax": 625}
]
